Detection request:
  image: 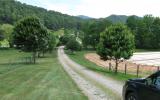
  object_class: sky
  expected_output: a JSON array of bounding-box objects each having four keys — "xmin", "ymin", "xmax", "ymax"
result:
[{"xmin": 17, "ymin": 0, "xmax": 160, "ymax": 18}]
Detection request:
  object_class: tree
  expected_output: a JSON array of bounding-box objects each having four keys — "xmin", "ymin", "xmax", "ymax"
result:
[
  {"xmin": 12, "ymin": 16, "xmax": 48, "ymax": 63},
  {"xmin": 37, "ymin": 32, "xmax": 49, "ymax": 57},
  {"xmin": 126, "ymin": 16, "xmax": 139, "ymax": 31},
  {"xmin": 151, "ymin": 17, "xmax": 160, "ymax": 49},
  {"xmin": 59, "ymin": 34, "xmax": 71, "ymax": 45},
  {"xmin": 126, "ymin": 15, "xmax": 160, "ymax": 49},
  {"xmin": 82, "ymin": 19, "xmax": 112, "ymax": 49},
  {"xmin": 66, "ymin": 38, "xmax": 81, "ymax": 53},
  {"xmin": 0, "ymin": 24, "xmax": 14, "ymax": 47},
  {"xmin": 126, "ymin": 16, "xmax": 142, "ymax": 48},
  {"xmin": 97, "ymin": 24, "xmax": 135, "ymax": 73},
  {"xmin": 47, "ymin": 32, "xmax": 56, "ymax": 53}
]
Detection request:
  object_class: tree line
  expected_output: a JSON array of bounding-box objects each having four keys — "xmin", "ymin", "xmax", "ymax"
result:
[
  {"xmin": 61, "ymin": 15, "xmax": 160, "ymax": 73},
  {"xmin": 127, "ymin": 15, "xmax": 160, "ymax": 49}
]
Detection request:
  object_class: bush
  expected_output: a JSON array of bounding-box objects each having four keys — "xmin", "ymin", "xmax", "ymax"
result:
[
  {"xmin": 59, "ymin": 35, "xmax": 71, "ymax": 45},
  {"xmin": 66, "ymin": 38, "xmax": 81, "ymax": 52}
]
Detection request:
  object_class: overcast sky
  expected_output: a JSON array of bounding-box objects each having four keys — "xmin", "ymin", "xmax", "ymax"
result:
[{"xmin": 17, "ymin": 0, "xmax": 160, "ymax": 18}]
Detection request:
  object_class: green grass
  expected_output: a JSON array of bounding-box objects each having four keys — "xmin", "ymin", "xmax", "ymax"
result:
[
  {"xmin": 0, "ymin": 49, "xmax": 87, "ymax": 100},
  {"xmin": 67, "ymin": 50, "xmax": 137, "ymax": 82},
  {"xmin": 135, "ymin": 49, "xmax": 160, "ymax": 52}
]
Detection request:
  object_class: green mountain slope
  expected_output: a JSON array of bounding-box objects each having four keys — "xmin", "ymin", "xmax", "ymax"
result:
[
  {"xmin": 0, "ymin": 0, "xmax": 84, "ymax": 30},
  {"xmin": 106, "ymin": 15, "xmax": 129, "ymax": 23}
]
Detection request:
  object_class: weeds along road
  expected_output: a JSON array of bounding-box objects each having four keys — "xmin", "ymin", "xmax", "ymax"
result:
[{"xmin": 58, "ymin": 46, "xmax": 123, "ymax": 100}]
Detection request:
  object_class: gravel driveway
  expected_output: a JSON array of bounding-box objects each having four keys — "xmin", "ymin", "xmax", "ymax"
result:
[{"xmin": 58, "ymin": 47, "xmax": 123, "ymax": 100}]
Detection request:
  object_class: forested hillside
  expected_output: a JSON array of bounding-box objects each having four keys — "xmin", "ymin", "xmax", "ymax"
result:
[
  {"xmin": 106, "ymin": 15, "xmax": 129, "ymax": 23},
  {"xmin": 77, "ymin": 15, "xmax": 93, "ymax": 19},
  {"xmin": 0, "ymin": 0, "xmax": 84, "ymax": 30}
]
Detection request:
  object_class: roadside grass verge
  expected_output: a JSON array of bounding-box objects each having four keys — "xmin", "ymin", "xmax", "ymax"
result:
[
  {"xmin": 0, "ymin": 49, "xmax": 87, "ymax": 100},
  {"xmin": 135, "ymin": 49, "xmax": 160, "ymax": 52},
  {"xmin": 66, "ymin": 50, "xmax": 138, "ymax": 82}
]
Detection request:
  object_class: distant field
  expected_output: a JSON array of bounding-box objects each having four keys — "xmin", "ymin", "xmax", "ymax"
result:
[
  {"xmin": 0, "ymin": 49, "xmax": 87, "ymax": 100},
  {"xmin": 135, "ymin": 49, "xmax": 160, "ymax": 52}
]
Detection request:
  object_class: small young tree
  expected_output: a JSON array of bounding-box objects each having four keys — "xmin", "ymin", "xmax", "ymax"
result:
[
  {"xmin": 97, "ymin": 24, "xmax": 135, "ymax": 73},
  {"xmin": 47, "ymin": 32, "xmax": 56, "ymax": 53},
  {"xmin": 66, "ymin": 38, "xmax": 81, "ymax": 53},
  {"xmin": 13, "ymin": 16, "xmax": 48, "ymax": 63},
  {"xmin": 0, "ymin": 24, "xmax": 14, "ymax": 47}
]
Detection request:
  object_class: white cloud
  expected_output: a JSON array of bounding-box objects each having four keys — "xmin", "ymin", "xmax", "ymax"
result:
[{"xmin": 17, "ymin": 0, "xmax": 160, "ymax": 18}]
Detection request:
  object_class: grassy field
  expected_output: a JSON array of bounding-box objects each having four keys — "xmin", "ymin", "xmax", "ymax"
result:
[
  {"xmin": 0, "ymin": 49, "xmax": 87, "ymax": 100},
  {"xmin": 135, "ymin": 49, "xmax": 160, "ymax": 52},
  {"xmin": 67, "ymin": 50, "xmax": 137, "ymax": 81}
]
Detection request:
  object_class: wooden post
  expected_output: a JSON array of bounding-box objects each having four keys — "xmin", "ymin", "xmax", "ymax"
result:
[
  {"xmin": 109, "ymin": 62, "xmax": 111, "ymax": 71},
  {"xmin": 125, "ymin": 64, "xmax": 127, "ymax": 75},
  {"xmin": 137, "ymin": 65, "xmax": 140, "ymax": 77}
]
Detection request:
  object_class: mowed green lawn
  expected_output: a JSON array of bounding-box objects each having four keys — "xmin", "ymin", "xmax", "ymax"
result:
[{"xmin": 0, "ymin": 49, "xmax": 87, "ymax": 100}]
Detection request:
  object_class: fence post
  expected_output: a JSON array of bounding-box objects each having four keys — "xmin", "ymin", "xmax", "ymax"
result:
[
  {"xmin": 137, "ymin": 65, "xmax": 140, "ymax": 77},
  {"xmin": 109, "ymin": 62, "xmax": 111, "ymax": 71},
  {"xmin": 125, "ymin": 63, "xmax": 127, "ymax": 75},
  {"xmin": 157, "ymin": 67, "xmax": 160, "ymax": 71}
]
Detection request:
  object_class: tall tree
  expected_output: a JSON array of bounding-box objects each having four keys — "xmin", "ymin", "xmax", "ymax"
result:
[
  {"xmin": 82, "ymin": 19, "xmax": 112, "ymax": 49},
  {"xmin": 13, "ymin": 16, "xmax": 48, "ymax": 63},
  {"xmin": 97, "ymin": 24, "xmax": 135, "ymax": 73},
  {"xmin": 151, "ymin": 17, "xmax": 160, "ymax": 49},
  {"xmin": 126, "ymin": 15, "xmax": 156, "ymax": 49}
]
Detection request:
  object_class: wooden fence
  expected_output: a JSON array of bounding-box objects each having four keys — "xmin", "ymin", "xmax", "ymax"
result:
[{"xmin": 108, "ymin": 62, "xmax": 159, "ymax": 77}]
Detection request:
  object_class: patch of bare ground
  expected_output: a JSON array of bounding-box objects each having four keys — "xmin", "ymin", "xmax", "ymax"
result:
[{"xmin": 85, "ymin": 53, "xmax": 158, "ymax": 76}]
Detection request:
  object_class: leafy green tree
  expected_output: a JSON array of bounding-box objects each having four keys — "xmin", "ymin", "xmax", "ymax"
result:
[
  {"xmin": 151, "ymin": 17, "xmax": 160, "ymax": 49},
  {"xmin": 82, "ymin": 19, "xmax": 112, "ymax": 49},
  {"xmin": 47, "ymin": 32, "xmax": 56, "ymax": 53},
  {"xmin": 126, "ymin": 16, "xmax": 142, "ymax": 48},
  {"xmin": 126, "ymin": 16, "xmax": 139, "ymax": 31},
  {"xmin": 0, "ymin": 24, "xmax": 14, "ymax": 47},
  {"xmin": 141, "ymin": 15, "xmax": 154, "ymax": 49},
  {"xmin": 13, "ymin": 16, "xmax": 48, "ymax": 63},
  {"xmin": 59, "ymin": 34, "xmax": 71, "ymax": 45},
  {"xmin": 97, "ymin": 24, "xmax": 135, "ymax": 73},
  {"xmin": 126, "ymin": 15, "xmax": 160, "ymax": 49},
  {"xmin": 37, "ymin": 33, "xmax": 49, "ymax": 57},
  {"xmin": 66, "ymin": 38, "xmax": 81, "ymax": 53}
]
